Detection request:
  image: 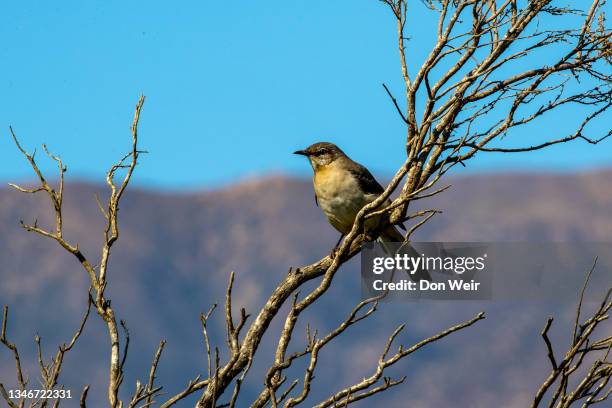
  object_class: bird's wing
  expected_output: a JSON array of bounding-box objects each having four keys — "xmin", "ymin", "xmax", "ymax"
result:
[
  {"xmin": 349, "ymin": 162, "xmax": 407, "ymax": 230},
  {"xmin": 314, "ymin": 193, "xmax": 318, "ymax": 207},
  {"xmin": 348, "ymin": 163, "xmax": 385, "ymax": 195}
]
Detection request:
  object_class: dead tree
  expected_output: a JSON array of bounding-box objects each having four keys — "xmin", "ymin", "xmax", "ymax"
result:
[
  {"xmin": 2, "ymin": 96, "xmax": 145, "ymax": 408},
  {"xmin": 1, "ymin": 0, "xmax": 610, "ymax": 407}
]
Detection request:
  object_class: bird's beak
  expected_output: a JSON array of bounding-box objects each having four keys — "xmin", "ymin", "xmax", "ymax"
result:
[{"xmin": 293, "ymin": 149, "xmax": 309, "ymax": 156}]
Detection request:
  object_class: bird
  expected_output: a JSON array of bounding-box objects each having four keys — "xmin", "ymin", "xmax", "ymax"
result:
[{"xmin": 294, "ymin": 142, "xmax": 430, "ymax": 281}]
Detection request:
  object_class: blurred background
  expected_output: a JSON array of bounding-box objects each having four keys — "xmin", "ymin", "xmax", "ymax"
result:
[{"xmin": 1, "ymin": 1, "xmax": 611, "ymax": 407}]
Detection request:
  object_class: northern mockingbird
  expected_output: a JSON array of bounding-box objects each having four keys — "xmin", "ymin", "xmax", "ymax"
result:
[{"xmin": 294, "ymin": 142, "xmax": 430, "ymax": 281}]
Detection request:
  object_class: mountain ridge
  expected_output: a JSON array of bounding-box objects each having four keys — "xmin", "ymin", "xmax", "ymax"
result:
[{"xmin": 1, "ymin": 170, "xmax": 611, "ymax": 407}]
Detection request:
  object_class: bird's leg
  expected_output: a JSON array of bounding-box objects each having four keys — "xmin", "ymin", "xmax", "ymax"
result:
[
  {"xmin": 330, "ymin": 234, "xmax": 345, "ymax": 259},
  {"xmin": 362, "ymin": 224, "xmax": 376, "ymax": 243}
]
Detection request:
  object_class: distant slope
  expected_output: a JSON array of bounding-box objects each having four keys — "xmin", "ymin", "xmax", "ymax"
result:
[{"xmin": 1, "ymin": 171, "xmax": 611, "ymax": 407}]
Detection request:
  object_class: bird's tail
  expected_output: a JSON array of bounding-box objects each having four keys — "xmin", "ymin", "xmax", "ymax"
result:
[{"xmin": 379, "ymin": 226, "xmax": 431, "ymax": 282}]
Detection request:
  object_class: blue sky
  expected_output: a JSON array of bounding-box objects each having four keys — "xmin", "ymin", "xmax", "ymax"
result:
[{"xmin": 1, "ymin": 0, "xmax": 610, "ymax": 190}]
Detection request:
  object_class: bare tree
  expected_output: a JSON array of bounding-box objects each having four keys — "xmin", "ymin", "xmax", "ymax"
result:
[
  {"xmin": 2, "ymin": 96, "xmax": 145, "ymax": 408},
  {"xmin": 1, "ymin": 0, "xmax": 610, "ymax": 407}
]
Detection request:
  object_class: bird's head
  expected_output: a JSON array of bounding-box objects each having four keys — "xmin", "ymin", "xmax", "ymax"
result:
[{"xmin": 294, "ymin": 142, "xmax": 345, "ymax": 170}]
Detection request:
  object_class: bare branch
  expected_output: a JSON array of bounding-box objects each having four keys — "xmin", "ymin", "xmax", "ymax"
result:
[
  {"xmin": 542, "ymin": 317, "xmax": 557, "ymax": 371},
  {"xmin": 144, "ymin": 340, "xmax": 166, "ymax": 407},
  {"xmin": 201, "ymin": 304, "xmax": 217, "ymax": 379},
  {"xmin": 8, "ymin": 96, "xmax": 147, "ymax": 408},
  {"xmin": 382, "ymin": 83, "xmax": 409, "ymax": 124},
  {"xmin": 159, "ymin": 376, "xmax": 209, "ymax": 408},
  {"xmin": 531, "ymin": 260, "xmax": 611, "ymax": 407},
  {"xmin": 1, "ymin": 306, "xmax": 27, "ymax": 404},
  {"xmin": 313, "ymin": 311, "xmax": 485, "ymax": 407},
  {"xmin": 79, "ymin": 385, "xmax": 89, "ymax": 408}
]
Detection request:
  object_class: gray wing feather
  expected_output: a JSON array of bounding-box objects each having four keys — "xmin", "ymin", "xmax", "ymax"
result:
[
  {"xmin": 348, "ymin": 164, "xmax": 384, "ymax": 195},
  {"xmin": 349, "ymin": 162, "xmax": 407, "ymax": 230}
]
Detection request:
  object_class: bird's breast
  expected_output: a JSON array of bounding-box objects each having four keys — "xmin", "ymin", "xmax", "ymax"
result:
[{"xmin": 313, "ymin": 164, "xmax": 374, "ymax": 233}]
